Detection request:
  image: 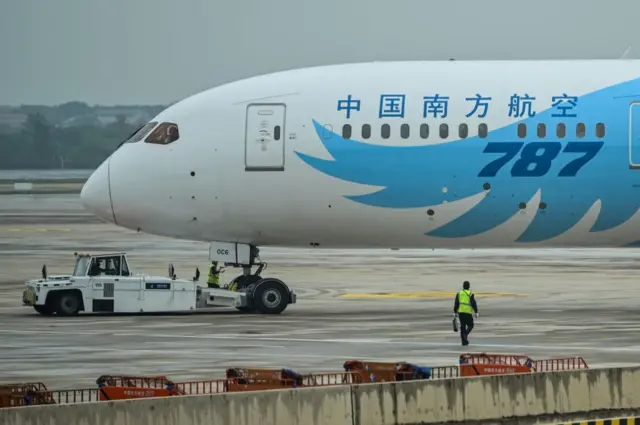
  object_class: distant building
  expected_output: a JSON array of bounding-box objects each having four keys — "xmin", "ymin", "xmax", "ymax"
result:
[
  {"xmin": 98, "ymin": 110, "xmax": 153, "ymax": 126},
  {"xmin": 0, "ymin": 107, "xmax": 27, "ymax": 130},
  {"xmin": 60, "ymin": 108, "xmax": 153, "ymax": 128},
  {"xmin": 60, "ymin": 115, "xmax": 102, "ymax": 127},
  {"xmin": 0, "ymin": 104, "xmax": 166, "ymax": 130}
]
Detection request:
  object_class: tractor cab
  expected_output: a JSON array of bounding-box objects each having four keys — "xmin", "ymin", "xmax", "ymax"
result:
[{"xmin": 72, "ymin": 253, "xmax": 131, "ymax": 277}]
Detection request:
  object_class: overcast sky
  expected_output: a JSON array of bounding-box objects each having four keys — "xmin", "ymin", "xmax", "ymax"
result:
[{"xmin": 1, "ymin": 0, "xmax": 638, "ymax": 106}]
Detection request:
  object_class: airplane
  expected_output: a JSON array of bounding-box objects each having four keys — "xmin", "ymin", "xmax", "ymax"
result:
[{"xmin": 80, "ymin": 59, "xmax": 640, "ymax": 288}]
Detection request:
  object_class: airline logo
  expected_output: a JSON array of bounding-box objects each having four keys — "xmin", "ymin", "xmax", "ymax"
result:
[{"xmin": 295, "ymin": 78, "xmax": 640, "ymax": 242}]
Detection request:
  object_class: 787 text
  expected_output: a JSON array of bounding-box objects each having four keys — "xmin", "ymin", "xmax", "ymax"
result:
[{"xmin": 478, "ymin": 141, "xmax": 604, "ymax": 178}]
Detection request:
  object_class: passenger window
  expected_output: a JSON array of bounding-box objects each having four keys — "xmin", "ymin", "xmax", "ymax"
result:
[
  {"xmin": 556, "ymin": 123, "xmax": 566, "ymax": 138},
  {"xmin": 478, "ymin": 123, "xmax": 488, "ymax": 138},
  {"xmin": 596, "ymin": 123, "xmax": 605, "ymax": 138},
  {"xmin": 400, "ymin": 124, "xmax": 410, "ymax": 139},
  {"xmin": 381, "ymin": 124, "xmax": 390, "ymax": 139},
  {"xmin": 321, "ymin": 124, "xmax": 333, "ymax": 140},
  {"xmin": 439, "ymin": 124, "xmax": 448, "ymax": 139},
  {"xmin": 342, "ymin": 124, "xmax": 352, "ymax": 139},
  {"xmin": 537, "ymin": 123, "xmax": 546, "ymax": 138},
  {"xmin": 145, "ymin": 122, "xmax": 180, "ymax": 145},
  {"xmin": 517, "ymin": 123, "xmax": 527, "ymax": 138},
  {"xmin": 458, "ymin": 124, "xmax": 468, "ymax": 139},
  {"xmin": 126, "ymin": 122, "xmax": 157, "ymax": 143},
  {"xmin": 274, "ymin": 125, "xmax": 281, "ymax": 141},
  {"xmin": 419, "ymin": 124, "xmax": 429, "ymax": 139},
  {"xmin": 362, "ymin": 124, "xmax": 371, "ymax": 139},
  {"xmin": 576, "ymin": 122, "xmax": 586, "ymax": 138}
]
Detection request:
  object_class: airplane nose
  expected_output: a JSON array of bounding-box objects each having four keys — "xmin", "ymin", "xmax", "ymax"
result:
[{"xmin": 80, "ymin": 157, "xmax": 116, "ymax": 224}]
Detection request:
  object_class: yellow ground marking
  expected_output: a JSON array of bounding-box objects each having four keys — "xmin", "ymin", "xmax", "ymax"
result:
[
  {"xmin": 338, "ymin": 291, "xmax": 529, "ymax": 299},
  {"xmin": 553, "ymin": 417, "xmax": 638, "ymax": 425}
]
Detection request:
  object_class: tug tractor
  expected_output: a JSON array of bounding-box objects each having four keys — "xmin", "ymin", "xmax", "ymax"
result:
[{"xmin": 21, "ymin": 252, "xmax": 295, "ymax": 316}]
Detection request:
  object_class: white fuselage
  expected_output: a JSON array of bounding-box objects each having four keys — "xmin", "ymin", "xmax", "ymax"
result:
[{"xmin": 80, "ymin": 60, "xmax": 640, "ymax": 249}]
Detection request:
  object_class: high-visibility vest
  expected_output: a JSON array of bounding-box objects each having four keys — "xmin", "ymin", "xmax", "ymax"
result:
[
  {"xmin": 457, "ymin": 290, "xmax": 474, "ymax": 314},
  {"xmin": 208, "ymin": 265, "xmax": 219, "ymax": 284}
]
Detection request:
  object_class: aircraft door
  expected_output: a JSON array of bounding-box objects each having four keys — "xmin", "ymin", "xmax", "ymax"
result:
[
  {"xmin": 245, "ymin": 103, "xmax": 286, "ymax": 171},
  {"xmin": 630, "ymin": 102, "xmax": 640, "ymax": 169}
]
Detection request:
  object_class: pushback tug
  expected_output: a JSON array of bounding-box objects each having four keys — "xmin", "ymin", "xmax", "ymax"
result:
[{"xmin": 21, "ymin": 252, "xmax": 296, "ymax": 316}]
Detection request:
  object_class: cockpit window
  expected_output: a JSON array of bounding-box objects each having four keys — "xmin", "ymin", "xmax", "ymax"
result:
[
  {"xmin": 145, "ymin": 122, "xmax": 180, "ymax": 145},
  {"xmin": 125, "ymin": 121, "xmax": 158, "ymax": 143}
]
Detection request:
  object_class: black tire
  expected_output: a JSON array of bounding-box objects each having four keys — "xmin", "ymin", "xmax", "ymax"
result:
[
  {"xmin": 252, "ymin": 278, "xmax": 289, "ymax": 315},
  {"xmin": 34, "ymin": 305, "xmax": 54, "ymax": 316},
  {"xmin": 55, "ymin": 291, "xmax": 81, "ymax": 316}
]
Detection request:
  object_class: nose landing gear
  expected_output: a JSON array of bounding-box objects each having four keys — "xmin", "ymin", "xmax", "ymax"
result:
[{"xmin": 213, "ymin": 243, "xmax": 296, "ymax": 314}]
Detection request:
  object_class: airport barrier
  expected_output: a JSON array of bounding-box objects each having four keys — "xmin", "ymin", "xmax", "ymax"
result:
[
  {"xmin": 0, "ymin": 353, "xmax": 589, "ymax": 408},
  {"xmin": 0, "ymin": 383, "xmax": 354, "ymax": 425},
  {"xmin": 3, "ymin": 365, "xmax": 640, "ymax": 425}
]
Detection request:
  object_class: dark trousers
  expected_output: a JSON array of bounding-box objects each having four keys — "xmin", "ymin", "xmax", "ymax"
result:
[{"xmin": 458, "ymin": 313, "xmax": 474, "ymax": 344}]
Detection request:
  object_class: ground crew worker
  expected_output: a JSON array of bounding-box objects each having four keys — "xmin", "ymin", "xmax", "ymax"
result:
[
  {"xmin": 207, "ymin": 261, "xmax": 225, "ymax": 288},
  {"xmin": 453, "ymin": 280, "xmax": 479, "ymax": 346}
]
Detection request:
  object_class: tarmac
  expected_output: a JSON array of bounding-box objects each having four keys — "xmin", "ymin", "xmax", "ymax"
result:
[{"xmin": 2, "ymin": 194, "xmax": 640, "ymax": 389}]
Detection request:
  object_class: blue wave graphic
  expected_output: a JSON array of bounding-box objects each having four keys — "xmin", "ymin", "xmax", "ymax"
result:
[{"xmin": 295, "ymin": 78, "xmax": 640, "ymax": 242}]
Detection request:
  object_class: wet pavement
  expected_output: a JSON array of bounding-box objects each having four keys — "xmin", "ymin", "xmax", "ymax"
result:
[{"xmin": 1, "ymin": 194, "xmax": 640, "ymax": 389}]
